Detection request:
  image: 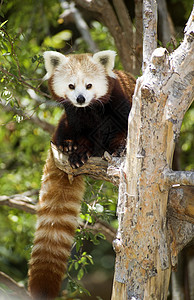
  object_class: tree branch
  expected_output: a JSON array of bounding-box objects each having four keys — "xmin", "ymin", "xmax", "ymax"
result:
[
  {"xmin": 0, "ymin": 271, "xmax": 31, "ymax": 300},
  {"xmin": 0, "ymin": 192, "xmax": 37, "ymax": 214},
  {"xmin": 168, "ymin": 216, "xmax": 194, "ymax": 267},
  {"xmin": 164, "ymin": 169, "xmax": 194, "ymax": 187},
  {"xmin": 0, "ymin": 100, "xmax": 55, "ymax": 134},
  {"xmin": 26, "ymin": 88, "xmax": 56, "ymax": 107},
  {"xmin": 112, "ymin": 0, "xmax": 133, "ymax": 46},
  {"xmin": 138, "ymin": 8, "xmax": 193, "ymax": 168},
  {"xmin": 168, "ymin": 186, "xmax": 194, "ymax": 224},
  {"xmin": 50, "ymin": 144, "xmax": 194, "ymax": 224},
  {"xmin": 0, "ymin": 66, "xmax": 51, "ymax": 99},
  {"xmin": 164, "ymin": 7, "xmax": 194, "ymax": 134},
  {"xmin": 142, "ymin": 0, "xmax": 157, "ymax": 70},
  {"xmin": 60, "ymin": 1, "xmax": 99, "ymax": 52},
  {"xmin": 51, "ymin": 142, "xmax": 123, "ymax": 186}
]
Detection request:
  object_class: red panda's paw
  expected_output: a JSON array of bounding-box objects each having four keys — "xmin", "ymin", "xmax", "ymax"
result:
[
  {"xmin": 68, "ymin": 150, "xmax": 91, "ymax": 169},
  {"xmin": 58, "ymin": 139, "xmax": 78, "ymax": 154}
]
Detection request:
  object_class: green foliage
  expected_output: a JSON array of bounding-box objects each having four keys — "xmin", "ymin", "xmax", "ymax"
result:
[
  {"xmin": 1, "ymin": 0, "xmax": 61, "ymax": 42},
  {"xmin": 0, "ymin": 207, "xmax": 36, "ymax": 282},
  {"xmin": 43, "ymin": 30, "xmax": 72, "ymax": 49},
  {"xmin": 69, "ymin": 252, "xmax": 94, "ymax": 280},
  {"xmin": 82, "ymin": 179, "xmax": 118, "ymax": 224},
  {"xmin": 90, "ymin": 21, "xmax": 115, "ymax": 52},
  {"xmin": 0, "ymin": 110, "xmax": 50, "ymax": 194},
  {"xmin": 179, "ymin": 103, "xmax": 194, "ymax": 170},
  {"xmin": 65, "ymin": 277, "xmax": 91, "ymax": 299},
  {"xmin": 62, "ymin": 179, "xmax": 117, "ymax": 298}
]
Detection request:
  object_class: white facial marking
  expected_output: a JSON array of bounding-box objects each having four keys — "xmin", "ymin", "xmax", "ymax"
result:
[
  {"xmin": 44, "ymin": 51, "xmax": 117, "ymax": 107},
  {"xmin": 51, "ymin": 57, "xmax": 109, "ymax": 107}
]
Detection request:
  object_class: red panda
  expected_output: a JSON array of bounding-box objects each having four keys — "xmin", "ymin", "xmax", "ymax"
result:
[{"xmin": 28, "ymin": 50, "xmax": 136, "ymax": 300}]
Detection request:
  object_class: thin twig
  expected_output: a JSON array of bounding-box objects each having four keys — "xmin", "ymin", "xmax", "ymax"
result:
[
  {"xmin": 86, "ymin": 220, "xmax": 116, "ymax": 243},
  {"xmin": 0, "ymin": 100, "xmax": 55, "ymax": 134},
  {"xmin": 0, "ymin": 67, "xmax": 51, "ymax": 99},
  {"xmin": 0, "ymin": 28, "xmax": 22, "ymax": 79}
]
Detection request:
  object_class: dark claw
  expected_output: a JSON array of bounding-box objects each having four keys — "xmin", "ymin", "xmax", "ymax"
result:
[
  {"xmin": 71, "ymin": 164, "xmax": 77, "ymax": 169},
  {"xmin": 68, "ymin": 151, "xmax": 90, "ymax": 169},
  {"xmin": 57, "ymin": 140, "xmax": 78, "ymax": 154},
  {"xmin": 56, "ymin": 138, "xmax": 93, "ymax": 168}
]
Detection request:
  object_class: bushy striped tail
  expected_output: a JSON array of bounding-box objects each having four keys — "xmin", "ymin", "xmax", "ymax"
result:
[{"xmin": 28, "ymin": 150, "xmax": 85, "ymax": 300}]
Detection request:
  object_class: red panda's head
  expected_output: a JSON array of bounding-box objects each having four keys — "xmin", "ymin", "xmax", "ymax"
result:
[{"xmin": 44, "ymin": 50, "xmax": 116, "ymax": 107}]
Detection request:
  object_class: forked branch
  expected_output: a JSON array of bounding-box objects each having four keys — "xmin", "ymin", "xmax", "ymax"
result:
[{"xmin": 51, "ymin": 143, "xmax": 124, "ymax": 186}]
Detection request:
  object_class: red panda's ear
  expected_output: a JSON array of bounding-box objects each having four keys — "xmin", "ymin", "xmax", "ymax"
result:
[
  {"xmin": 43, "ymin": 51, "xmax": 69, "ymax": 79},
  {"xmin": 92, "ymin": 50, "xmax": 117, "ymax": 78}
]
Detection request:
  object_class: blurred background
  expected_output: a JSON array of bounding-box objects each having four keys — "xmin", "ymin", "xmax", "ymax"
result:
[{"xmin": 0, "ymin": 0, "xmax": 193, "ymax": 299}]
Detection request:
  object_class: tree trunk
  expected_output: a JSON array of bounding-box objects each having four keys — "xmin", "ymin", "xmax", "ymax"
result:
[{"xmin": 111, "ymin": 3, "xmax": 194, "ymax": 299}]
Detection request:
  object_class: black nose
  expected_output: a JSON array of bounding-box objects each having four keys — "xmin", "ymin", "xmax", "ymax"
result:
[{"xmin": 77, "ymin": 95, "xmax": 85, "ymax": 104}]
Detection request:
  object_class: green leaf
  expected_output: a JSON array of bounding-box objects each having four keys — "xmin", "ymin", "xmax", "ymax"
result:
[
  {"xmin": 81, "ymin": 201, "xmax": 88, "ymax": 214},
  {"xmin": 77, "ymin": 268, "xmax": 84, "ymax": 280},
  {"xmin": 86, "ymin": 254, "xmax": 94, "ymax": 265},
  {"xmin": 74, "ymin": 262, "xmax": 79, "ymax": 270},
  {"xmin": 76, "ymin": 239, "xmax": 82, "ymax": 252},
  {"xmin": 31, "ymin": 55, "xmax": 37, "ymax": 63},
  {"xmin": 97, "ymin": 232, "xmax": 106, "ymax": 240},
  {"xmin": 0, "ymin": 20, "xmax": 8, "ymax": 28},
  {"xmin": 2, "ymin": 42, "xmax": 8, "ymax": 52},
  {"xmin": 80, "ymin": 256, "xmax": 87, "ymax": 264}
]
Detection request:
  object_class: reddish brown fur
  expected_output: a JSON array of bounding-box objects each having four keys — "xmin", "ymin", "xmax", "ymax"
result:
[
  {"xmin": 114, "ymin": 70, "xmax": 136, "ymax": 102},
  {"xmin": 28, "ymin": 151, "xmax": 85, "ymax": 299}
]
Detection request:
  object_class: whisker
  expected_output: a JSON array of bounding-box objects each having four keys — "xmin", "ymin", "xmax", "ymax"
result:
[{"xmin": 95, "ymin": 98, "xmax": 105, "ymax": 112}]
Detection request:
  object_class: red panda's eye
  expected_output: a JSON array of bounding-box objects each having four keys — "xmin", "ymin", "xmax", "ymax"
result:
[
  {"xmin": 86, "ymin": 83, "xmax": 92, "ymax": 90},
  {"xmin": 69, "ymin": 84, "xmax": 75, "ymax": 90}
]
